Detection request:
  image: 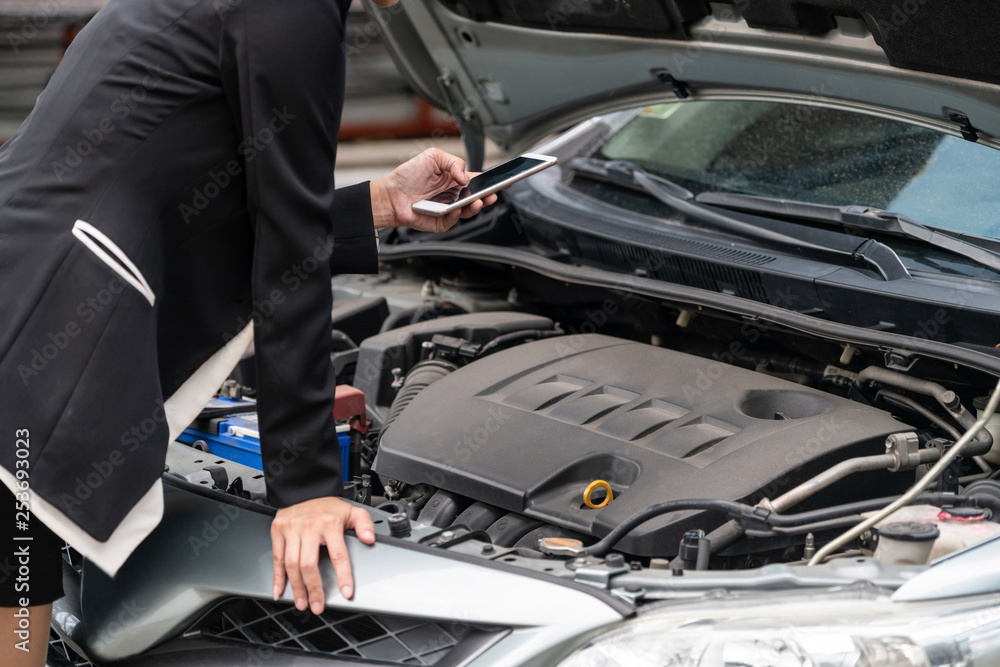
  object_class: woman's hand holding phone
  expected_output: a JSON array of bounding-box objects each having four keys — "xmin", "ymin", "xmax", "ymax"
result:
[
  {"xmin": 411, "ymin": 153, "xmax": 558, "ymax": 217},
  {"xmin": 369, "ymin": 148, "xmax": 500, "ymax": 233}
]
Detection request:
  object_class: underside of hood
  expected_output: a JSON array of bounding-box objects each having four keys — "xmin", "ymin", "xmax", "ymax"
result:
[
  {"xmin": 367, "ymin": 0, "xmax": 1000, "ymax": 167},
  {"xmin": 436, "ymin": 0, "xmax": 1000, "ymax": 84}
]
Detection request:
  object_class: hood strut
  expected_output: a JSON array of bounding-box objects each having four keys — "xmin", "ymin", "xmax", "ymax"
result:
[{"xmin": 438, "ymin": 71, "xmax": 486, "ymax": 171}]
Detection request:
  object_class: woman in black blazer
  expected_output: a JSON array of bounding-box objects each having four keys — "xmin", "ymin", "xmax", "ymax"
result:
[{"xmin": 0, "ymin": 0, "xmax": 494, "ymax": 663}]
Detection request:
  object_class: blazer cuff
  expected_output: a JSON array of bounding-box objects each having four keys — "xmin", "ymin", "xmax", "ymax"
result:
[{"xmin": 332, "ymin": 181, "xmax": 379, "ymax": 275}]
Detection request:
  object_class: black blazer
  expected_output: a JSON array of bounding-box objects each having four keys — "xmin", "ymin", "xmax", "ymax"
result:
[{"xmin": 0, "ymin": 0, "xmax": 377, "ymax": 572}]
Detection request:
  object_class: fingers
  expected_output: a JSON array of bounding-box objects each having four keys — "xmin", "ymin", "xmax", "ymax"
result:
[
  {"xmin": 283, "ymin": 536, "xmax": 309, "ymax": 612},
  {"xmin": 347, "ymin": 507, "xmax": 376, "ymax": 545},
  {"xmin": 458, "ymin": 199, "xmax": 485, "ymax": 219},
  {"xmin": 436, "ymin": 194, "xmax": 494, "ymax": 231},
  {"xmin": 452, "ymin": 165, "xmax": 471, "ymax": 186},
  {"xmin": 459, "ymin": 192, "xmax": 499, "ymax": 219},
  {"xmin": 324, "ymin": 526, "xmax": 354, "ymax": 600},
  {"xmin": 299, "ymin": 532, "xmax": 325, "ymax": 615},
  {"xmin": 271, "ymin": 525, "xmax": 286, "ymax": 601},
  {"xmin": 441, "ymin": 210, "xmax": 464, "ymax": 231},
  {"xmin": 425, "ymin": 147, "xmax": 467, "ymax": 185}
]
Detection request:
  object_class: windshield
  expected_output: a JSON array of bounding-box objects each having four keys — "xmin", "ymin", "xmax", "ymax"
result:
[{"xmin": 599, "ymin": 100, "xmax": 1000, "ymax": 238}]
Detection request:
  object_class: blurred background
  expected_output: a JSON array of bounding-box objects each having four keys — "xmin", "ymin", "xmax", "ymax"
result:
[{"xmin": 0, "ymin": 0, "xmax": 501, "ymax": 185}]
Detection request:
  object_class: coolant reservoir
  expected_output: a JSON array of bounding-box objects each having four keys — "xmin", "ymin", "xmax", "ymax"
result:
[{"xmin": 866, "ymin": 505, "xmax": 1000, "ymax": 564}]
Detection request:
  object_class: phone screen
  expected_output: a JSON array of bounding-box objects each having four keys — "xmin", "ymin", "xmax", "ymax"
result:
[{"xmin": 427, "ymin": 156, "xmax": 547, "ymax": 204}]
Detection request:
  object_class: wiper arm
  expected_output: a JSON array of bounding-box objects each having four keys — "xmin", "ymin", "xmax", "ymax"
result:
[
  {"xmin": 568, "ymin": 157, "xmax": 842, "ymax": 255},
  {"xmin": 697, "ymin": 191, "xmax": 1000, "ymax": 275}
]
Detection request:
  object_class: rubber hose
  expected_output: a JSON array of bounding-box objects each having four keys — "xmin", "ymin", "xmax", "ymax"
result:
[
  {"xmin": 379, "ymin": 306, "xmax": 422, "ymax": 334},
  {"xmin": 380, "ymin": 360, "xmax": 457, "ymax": 440}
]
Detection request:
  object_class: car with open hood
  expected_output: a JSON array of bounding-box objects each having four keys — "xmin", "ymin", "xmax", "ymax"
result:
[{"xmin": 50, "ymin": 1, "xmax": 1000, "ymax": 665}]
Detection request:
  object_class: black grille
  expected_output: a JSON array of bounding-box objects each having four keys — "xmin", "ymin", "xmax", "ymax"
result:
[
  {"xmin": 526, "ymin": 218, "xmax": 772, "ymax": 305},
  {"xmin": 48, "ymin": 630, "xmax": 94, "ymax": 667},
  {"xmin": 196, "ymin": 598, "xmax": 478, "ymax": 665}
]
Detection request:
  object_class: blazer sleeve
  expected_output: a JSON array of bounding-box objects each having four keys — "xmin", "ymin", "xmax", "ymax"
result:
[
  {"xmin": 219, "ymin": 0, "xmax": 356, "ymax": 507},
  {"xmin": 331, "ymin": 181, "xmax": 379, "ymax": 275}
]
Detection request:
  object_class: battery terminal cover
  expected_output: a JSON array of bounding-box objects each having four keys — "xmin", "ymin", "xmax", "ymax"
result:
[{"xmin": 334, "ymin": 385, "xmax": 369, "ymax": 434}]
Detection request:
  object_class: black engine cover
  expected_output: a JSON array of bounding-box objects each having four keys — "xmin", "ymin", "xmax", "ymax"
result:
[{"xmin": 374, "ymin": 335, "xmax": 908, "ymax": 555}]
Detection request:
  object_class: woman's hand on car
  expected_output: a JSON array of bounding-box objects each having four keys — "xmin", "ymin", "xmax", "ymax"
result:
[{"xmin": 271, "ymin": 497, "xmax": 376, "ymax": 613}]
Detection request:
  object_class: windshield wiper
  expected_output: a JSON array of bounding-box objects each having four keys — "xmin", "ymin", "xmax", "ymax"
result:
[
  {"xmin": 568, "ymin": 157, "xmax": 844, "ymax": 255},
  {"xmin": 697, "ymin": 191, "xmax": 1000, "ymax": 275}
]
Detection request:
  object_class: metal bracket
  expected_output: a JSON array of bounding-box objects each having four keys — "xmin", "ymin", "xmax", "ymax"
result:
[
  {"xmin": 438, "ymin": 71, "xmax": 474, "ymax": 122},
  {"xmin": 949, "ymin": 112, "xmax": 980, "ymax": 143},
  {"xmin": 611, "ymin": 585, "xmax": 646, "ymax": 604},
  {"xmin": 573, "ymin": 562, "xmax": 630, "ymax": 589},
  {"xmin": 883, "ymin": 349, "xmax": 919, "ymax": 372},
  {"xmin": 886, "ymin": 431, "xmax": 921, "ymax": 471},
  {"xmin": 654, "ymin": 69, "xmax": 690, "ymax": 99}
]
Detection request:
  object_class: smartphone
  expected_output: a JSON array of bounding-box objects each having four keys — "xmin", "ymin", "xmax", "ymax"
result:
[{"xmin": 411, "ymin": 153, "xmax": 558, "ymax": 217}]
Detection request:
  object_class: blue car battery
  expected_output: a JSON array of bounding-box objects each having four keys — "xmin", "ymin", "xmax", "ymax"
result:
[{"xmin": 178, "ymin": 397, "xmax": 353, "ymax": 482}]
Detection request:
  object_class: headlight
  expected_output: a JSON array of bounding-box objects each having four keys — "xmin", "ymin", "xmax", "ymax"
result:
[{"xmin": 559, "ymin": 588, "xmax": 1000, "ymax": 667}]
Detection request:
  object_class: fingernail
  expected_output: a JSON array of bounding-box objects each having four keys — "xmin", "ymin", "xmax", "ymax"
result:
[
  {"xmin": 273, "ymin": 584, "xmax": 281, "ymax": 601},
  {"xmin": 295, "ymin": 597, "xmax": 307, "ymax": 611},
  {"xmin": 341, "ymin": 585, "xmax": 353, "ymax": 599},
  {"xmin": 360, "ymin": 530, "xmax": 375, "ymax": 542},
  {"xmin": 311, "ymin": 600, "xmax": 324, "ymax": 615}
]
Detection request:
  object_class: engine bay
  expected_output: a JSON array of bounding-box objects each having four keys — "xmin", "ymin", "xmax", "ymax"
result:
[{"xmin": 180, "ymin": 259, "xmax": 1000, "ymax": 574}]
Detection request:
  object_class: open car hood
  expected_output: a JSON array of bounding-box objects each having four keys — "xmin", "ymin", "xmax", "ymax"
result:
[{"xmin": 366, "ymin": 0, "xmax": 1000, "ymax": 168}]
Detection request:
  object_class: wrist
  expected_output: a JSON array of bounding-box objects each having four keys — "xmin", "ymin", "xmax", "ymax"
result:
[{"xmin": 370, "ymin": 177, "xmax": 397, "ymax": 229}]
